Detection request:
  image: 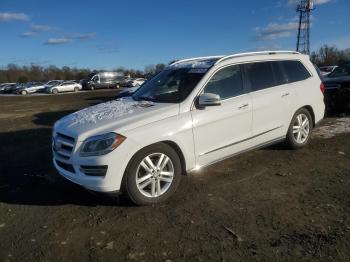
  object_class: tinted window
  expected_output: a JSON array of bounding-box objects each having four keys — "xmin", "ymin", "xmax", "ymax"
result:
[
  {"xmin": 272, "ymin": 61, "xmax": 289, "ymax": 85},
  {"xmin": 204, "ymin": 65, "xmax": 244, "ymax": 99},
  {"xmin": 244, "ymin": 62, "xmax": 275, "ymax": 91},
  {"xmin": 281, "ymin": 60, "xmax": 311, "ymax": 82}
]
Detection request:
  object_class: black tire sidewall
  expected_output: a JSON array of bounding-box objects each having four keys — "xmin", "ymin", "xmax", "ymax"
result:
[
  {"xmin": 122, "ymin": 143, "xmax": 182, "ymax": 205},
  {"xmin": 286, "ymin": 108, "xmax": 313, "ymax": 149}
]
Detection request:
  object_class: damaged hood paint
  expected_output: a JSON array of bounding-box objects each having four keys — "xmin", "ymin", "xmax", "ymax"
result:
[{"xmin": 54, "ymin": 98, "xmax": 179, "ymax": 141}]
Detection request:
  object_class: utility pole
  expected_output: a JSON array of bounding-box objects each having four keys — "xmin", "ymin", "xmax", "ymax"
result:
[{"xmin": 296, "ymin": 0, "xmax": 314, "ymax": 54}]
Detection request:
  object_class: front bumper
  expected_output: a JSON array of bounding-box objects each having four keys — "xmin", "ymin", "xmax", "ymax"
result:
[{"xmin": 52, "ymin": 136, "xmax": 139, "ymax": 193}]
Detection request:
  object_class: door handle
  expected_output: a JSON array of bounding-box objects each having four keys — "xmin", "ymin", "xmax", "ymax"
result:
[
  {"xmin": 281, "ymin": 92, "xmax": 290, "ymax": 97},
  {"xmin": 238, "ymin": 104, "xmax": 249, "ymax": 109}
]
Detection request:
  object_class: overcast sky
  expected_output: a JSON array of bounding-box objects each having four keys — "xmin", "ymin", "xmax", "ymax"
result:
[{"xmin": 0, "ymin": 0, "xmax": 348, "ymax": 70}]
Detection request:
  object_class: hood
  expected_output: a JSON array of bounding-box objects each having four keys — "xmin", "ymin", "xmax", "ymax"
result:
[{"xmin": 54, "ymin": 98, "xmax": 179, "ymax": 141}]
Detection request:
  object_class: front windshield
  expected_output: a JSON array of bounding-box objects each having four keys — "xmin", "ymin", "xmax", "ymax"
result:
[
  {"xmin": 132, "ymin": 68, "xmax": 207, "ymax": 103},
  {"xmin": 328, "ymin": 63, "xmax": 350, "ymax": 78}
]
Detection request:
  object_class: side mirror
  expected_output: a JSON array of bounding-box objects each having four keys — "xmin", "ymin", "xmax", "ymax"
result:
[{"xmin": 197, "ymin": 93, "xmax": 221, "ymax": 108}]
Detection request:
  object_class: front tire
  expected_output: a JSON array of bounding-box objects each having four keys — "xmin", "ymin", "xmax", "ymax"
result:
[
  {"xmin": 74, "ymin": 86, "xmax": 79, "ymax": 92},
  {"xmin": 21, "ymin": 90, "xmax": 27, "ymax": 95},
  {"xmin": 52, "ymin": 88, "xmax": 58, "ymax": 95},
  {"xmin": 122, "ymin": 143, "xmax": 182, "ymax": 205},
  {"xmin": 286, "ymin": 108, "xmax": 313, "ymax": 149}
]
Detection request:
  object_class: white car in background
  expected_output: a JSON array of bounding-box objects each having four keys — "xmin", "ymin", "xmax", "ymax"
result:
[
  {"xmin": 53, "ymin": 51, "xmax": 325, "ymax": 205},
  {"xmin": 47, "ymin": 81, "xmax": 82, "ymax": 94}
]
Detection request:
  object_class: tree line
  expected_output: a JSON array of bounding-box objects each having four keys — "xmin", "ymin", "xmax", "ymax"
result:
[
  {"xmin": 311, "ymin": 45, "xmax": 350, "ymax": 67},
  {"xmin": 1, "ymin": 45, "xmax": 349, "ymax": 84},
  {"xmin": 0, "ymin": 63, "xmax": 168, "ymax": 84}
]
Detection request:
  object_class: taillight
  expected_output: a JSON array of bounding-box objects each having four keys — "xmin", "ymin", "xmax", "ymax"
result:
[{"xmin": 320, "ymin": 83, "xmax": 325, "ymax": 93}]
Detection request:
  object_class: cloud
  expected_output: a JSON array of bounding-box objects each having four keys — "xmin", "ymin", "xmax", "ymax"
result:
[
  {"xmin": 287, "ymin": 0, "xmax": 332, "ymax": 6},
  {"xmin": 255, "ymin": 22, "xmax": 299, "ymax": 40},
  {"xmin": 0, "ymin": 12, "xmax": 29, "ymax": 22},
  {"xmin": 31, "ymin": 24, "xmax": 58, "ymax": 32},
  {"xmin": 20, "ymin": 31, "xmax": 37, "ymax": 37},
  {"xmin": 72, "ymin": 32, "xmax": 96, "ymax": 40},
  {"xmin": 45, "ymin": 38, "xmax": 72, "ymax": 45},
  {"xmin": 43, "ymin": 32, "xmax": 96, "ymax": 45},
  {"xmin": 20, "ymin": 24, "xmax": 59, "ymax": 38}
]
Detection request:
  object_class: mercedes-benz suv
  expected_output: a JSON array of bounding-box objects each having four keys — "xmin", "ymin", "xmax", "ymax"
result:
[{"xmin": 52, "ymin": 51, "xmax": 325, "ymax": 205}]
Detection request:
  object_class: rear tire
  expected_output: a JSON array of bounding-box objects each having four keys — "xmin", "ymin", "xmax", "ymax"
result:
[
  {"xmin": 90, "ymin": 85, "xmax": 95, "ymax": 91},
  {"xmin": 52, "ymin": 88, "xmax": 58, "ymax": 95},
  {"xmin": 74, "ymin": 86, "xmax": 79, "ymax": 92},
  {"xmin": 286, "ymin": 108, "xmax": 313, "ymax": 149},
  {"xmin": 21, "ymin": 90, "xmax": 27, "ymax": 95},
  {"xmin": 122, "ymin": 143, "xmax": 182, "ymax": 205}
]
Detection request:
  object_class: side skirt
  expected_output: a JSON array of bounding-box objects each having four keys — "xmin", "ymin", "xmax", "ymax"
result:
[{"xmin": 188, "ymin": 136, "xmax": 286, "ymax": 173}]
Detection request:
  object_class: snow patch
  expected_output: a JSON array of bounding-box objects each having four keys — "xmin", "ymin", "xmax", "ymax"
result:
[
  {"xmin": 313, "ymin": 118, "xmax": 350, "ymax": 139},
  {"xmin": 171, "ymin": 59, "xmax": 217, "ymax": 69},
  {"xmin": 65, "ymin": 99, "xmax": 153, "ymax": 126}
]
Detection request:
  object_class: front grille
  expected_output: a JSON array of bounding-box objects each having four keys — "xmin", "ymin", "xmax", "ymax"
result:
[
  {"xmin": 53, "ymin": 132, "xmax": 75, "ymax": 160},
  {"xmin": 56, "ymin": 160, "xmax": 75, "ymax": 173}
]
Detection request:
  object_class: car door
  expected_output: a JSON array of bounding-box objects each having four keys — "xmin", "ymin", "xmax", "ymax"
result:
[
  {"xmin": 62, "ymin": 82, "xmax": 72, "ymax": 92},
  {"xmin": 243, "ymin": 61, "xmax": 292, "ymax": 146},
  {"xmin": 191, "ymin": 64, "xmax": 252, "ymax": 167}
]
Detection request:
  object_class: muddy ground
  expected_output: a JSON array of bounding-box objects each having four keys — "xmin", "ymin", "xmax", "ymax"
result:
[{"xmin": 0, "ymin": 90, "xmax": 349, "ymax": 261}]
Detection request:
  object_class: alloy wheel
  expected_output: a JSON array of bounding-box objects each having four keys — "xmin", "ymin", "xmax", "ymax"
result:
[
  {"xmin": 135, "ymin": 153, "xmax": 174, "ymax": 198},
  {"xmin": 292, "ymin": 113, "xmax": 310, "ymax": 144}
]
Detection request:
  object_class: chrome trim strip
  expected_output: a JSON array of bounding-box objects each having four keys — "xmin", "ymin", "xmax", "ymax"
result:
[
  {"xmin": 199, "ymin": 126, "xmax": 283, "ymax": 156},
  {"xmin": 190, "ymin": 136, "xmax": 286, "ymax": 173}
]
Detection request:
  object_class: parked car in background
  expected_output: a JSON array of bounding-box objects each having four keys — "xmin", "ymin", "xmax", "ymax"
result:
[
  {"xmin": 1, "ymin": 83, "xmax": 20, "ymax": 94},
  {"xmin": 47, "ymin": 81, "xmax": 82, "ymax": 94},
  {"xmin": 0, "ymin": 83, "xmax": 16, "ymax": 93},
  {"xmin": 45, "ymin": 80, "xmax": 63, "ymax": 88},
  {"xmin": 319, "ymin": 66, "xmax": 338, "ymax": 77},
  {"xmin": 116, "ymin": 85, "xmax": 142, "ymax": 98},
  {"xmin": 52, "ymin": 51, "xmax": 325, "ymax": 205},
  {"xmin": 81, "ymin": 72, "xmax": 125, "ymax": 90},
  {"xmin": 323, "ymin": 62, "xmax": 350, "ymax": 113},
  {"xmin": 15, "ymin": 82, "xmax": 45, "ymax": 95}
]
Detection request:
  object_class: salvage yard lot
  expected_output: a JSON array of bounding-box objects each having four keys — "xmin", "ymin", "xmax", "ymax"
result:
[{"xmin": 0, "ymin": 90, "xmax": 349, "ymax": 261}]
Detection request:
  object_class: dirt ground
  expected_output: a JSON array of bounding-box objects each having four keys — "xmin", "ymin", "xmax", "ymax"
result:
[{"xmin": 0, "ymin": 90, "xmax": 349, "ymax": 262}]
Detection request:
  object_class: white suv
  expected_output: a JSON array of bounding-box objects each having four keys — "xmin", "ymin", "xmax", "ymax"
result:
[{"xmin": 52, "ymin": 51, "xmax": 325, "ymax": 205}]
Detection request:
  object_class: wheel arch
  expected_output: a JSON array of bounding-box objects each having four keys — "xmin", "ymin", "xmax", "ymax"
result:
[
  {"xmin": 161, "ymin": 140, "xmax": 187, "ymax": 175},
  {"xmin": 300, "ymin": 105, "xmax": 315, "ymax": 126},
  {"xmin": 125, "ymin": 140, "xmax": 188, "ymax": 177}
]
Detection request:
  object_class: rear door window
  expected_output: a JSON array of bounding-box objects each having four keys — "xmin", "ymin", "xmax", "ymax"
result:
[{"xmin": 244, "ymin": 62, "xmax": 275, "ymax": 91}]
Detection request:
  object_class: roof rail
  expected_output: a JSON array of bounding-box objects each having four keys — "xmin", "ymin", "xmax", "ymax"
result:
[
  {"xmin": 215, "ymin": 51, "xmax": 300, "ymax": 65},
  {"xmin": 170, "ymin": 55, "xmax": 225, "ymax": 66}
]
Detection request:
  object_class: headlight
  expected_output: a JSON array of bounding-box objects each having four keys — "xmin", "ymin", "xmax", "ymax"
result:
[{"xmin": 80, "ymin": 133, "xmax": 126, "ymax": 157}]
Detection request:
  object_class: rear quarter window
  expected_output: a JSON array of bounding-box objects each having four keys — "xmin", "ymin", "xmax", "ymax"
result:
[{"xmin": 281, "ymin": 60, "xmax": 311, "ymax": 83}]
